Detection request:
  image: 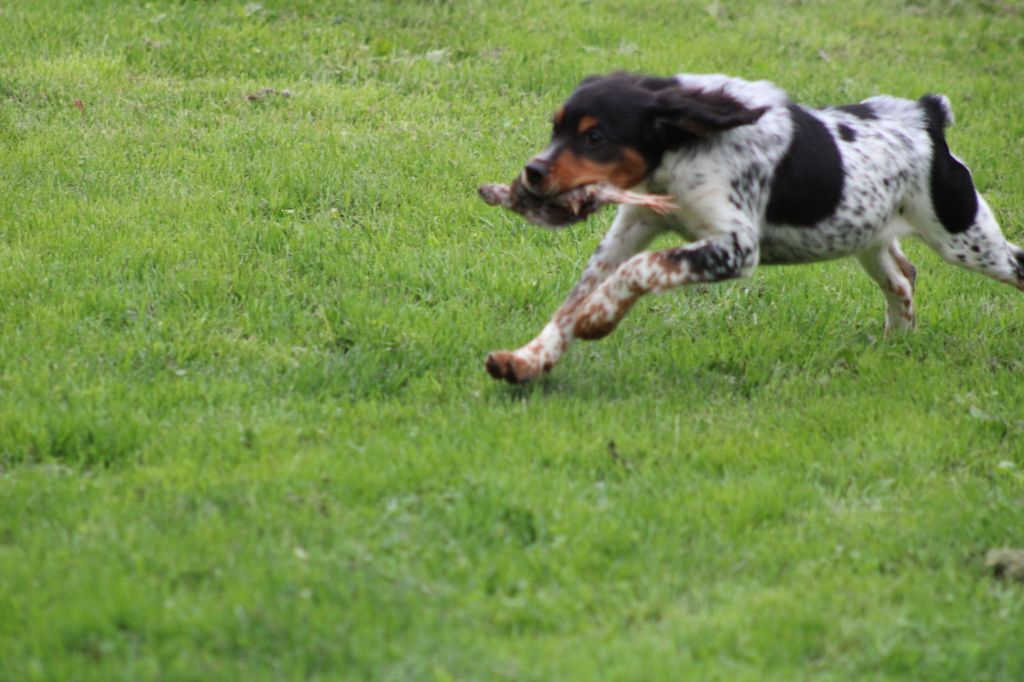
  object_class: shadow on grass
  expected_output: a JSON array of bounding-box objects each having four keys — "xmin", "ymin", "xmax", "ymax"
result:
[{"xmin": 479, "ymin": 323, "xmax": 965, "ymax": 404}]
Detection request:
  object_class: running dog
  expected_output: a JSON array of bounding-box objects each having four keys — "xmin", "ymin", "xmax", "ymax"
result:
[{"xmin": 484, "ymin": 72, "xmax": 1023, "ymax": 383}]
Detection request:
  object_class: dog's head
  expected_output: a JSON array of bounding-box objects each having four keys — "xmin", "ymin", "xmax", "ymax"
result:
[{"xmin": 521, "ymin": 73, "xmax": 767, "ymax": 197}]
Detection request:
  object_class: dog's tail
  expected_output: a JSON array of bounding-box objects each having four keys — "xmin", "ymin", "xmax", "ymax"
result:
[
  {"xmin": 919, "ymin": 93, "xmax": 955, "ymax": 130},
  {"xmin": 1009, "ymin": 243, "xmax": 1024, "ymax": 291}
]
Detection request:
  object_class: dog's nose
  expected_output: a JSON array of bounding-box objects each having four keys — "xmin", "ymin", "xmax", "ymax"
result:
[{"xmin": 523, "ymin": 159, "xmax": 549, "ymax": 190}]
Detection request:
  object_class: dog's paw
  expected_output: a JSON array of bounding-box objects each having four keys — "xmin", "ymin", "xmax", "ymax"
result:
[{"xmin": 485, "ymin": 351, "xmax": 545, "ymax": 384}]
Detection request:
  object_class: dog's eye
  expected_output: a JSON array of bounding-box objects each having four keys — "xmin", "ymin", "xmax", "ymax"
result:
[{"xmin": 583, "ymin": 128, "xmax": 605, "ymax": 148}]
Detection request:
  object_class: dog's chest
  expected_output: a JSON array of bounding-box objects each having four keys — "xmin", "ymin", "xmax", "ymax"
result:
[{"xmin": 642, "ymin": 165, "xmax": 729, "ymax": 240}]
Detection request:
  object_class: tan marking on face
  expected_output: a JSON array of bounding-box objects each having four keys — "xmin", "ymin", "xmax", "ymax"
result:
[
  {"xmin": 553, "ymin": 107, "xmax": 566, "ymax": 126},
  {"xmin": 577, "ymin": 116, "xmax": 600, "ymax": 134},
  {"xmin": 548, "ymin": 147, "xmax": 648, "ymax": 192}
]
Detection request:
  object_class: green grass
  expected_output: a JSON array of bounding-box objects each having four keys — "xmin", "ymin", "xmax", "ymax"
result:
[{"xmin": 2, "ymin": 0, "xmax": 1024, "ymax": 679}]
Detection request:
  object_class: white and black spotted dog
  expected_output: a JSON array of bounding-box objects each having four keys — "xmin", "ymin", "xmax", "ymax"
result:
[{"xmin": 485, "ymin": 71, "xmax": 1024, "ymax": 383}]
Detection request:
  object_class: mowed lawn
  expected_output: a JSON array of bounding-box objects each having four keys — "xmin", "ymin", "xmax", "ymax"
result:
[{"xmin": 2, "ymin": 0, "xmax": 1023, "ymax": 679}]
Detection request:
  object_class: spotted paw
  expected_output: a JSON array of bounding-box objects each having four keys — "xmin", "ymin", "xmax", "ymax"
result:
[{"xmin": 485, "ymin": 351, "xmax": 544, "ymax": 384}]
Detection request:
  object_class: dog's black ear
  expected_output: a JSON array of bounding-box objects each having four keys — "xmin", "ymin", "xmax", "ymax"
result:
[{"xmin": 651, "ymin": 87, "xmax": 767, "ymax": 139}]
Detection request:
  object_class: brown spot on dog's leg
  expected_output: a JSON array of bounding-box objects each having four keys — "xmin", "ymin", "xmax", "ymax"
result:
[
  {"xmin": 574, "ymin": 317, "xmax": 616, "ymax": 340},
  {"xmin": 573, "ymin": 294, "xmax": 638, "ymax": 340},
  {"xmin": 889, "ymin": 243, "xmax": 917, "ymax": 291}
]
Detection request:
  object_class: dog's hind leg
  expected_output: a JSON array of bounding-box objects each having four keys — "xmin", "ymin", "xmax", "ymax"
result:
[
  {"xmin": 906, "ymin": 95, "xmax": 1024, "ymax": 292},
  {"xmin": 857, "ymin": 239, "xmax": 917, "ymax": 337},
  {"xmin": 909, "ymin": 194, "xmax": 1024, "ymax": 293}
]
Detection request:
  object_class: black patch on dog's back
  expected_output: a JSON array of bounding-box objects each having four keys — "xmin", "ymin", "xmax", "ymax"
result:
[
  {"xmin": 766, "ymin": 104, "xmax": 845, "ymax": 227},
  {"xmin": 919, "ymin": 94, "xmax": 977, "ymax": 234},
  {"xmin": 835, "ymin": 103, "xmax": 877, "ymax": 120},
  {"xmin": 837, "ymin": 124, "xmax": 856, "ymax": 142}
]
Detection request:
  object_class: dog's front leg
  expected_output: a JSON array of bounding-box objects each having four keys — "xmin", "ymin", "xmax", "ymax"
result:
[
  {"xmin": 574, "ymin": 230, "xmax": 759, "ymax": 340},
  {"xmin": 486, "ymin": 209, "xmax": 662, "ymax": 383}
]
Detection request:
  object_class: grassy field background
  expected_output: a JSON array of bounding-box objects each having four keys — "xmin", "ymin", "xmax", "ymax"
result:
[{"xmin": 1, "ymin": 0, "xmax": 1023, "ymax": 679}]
